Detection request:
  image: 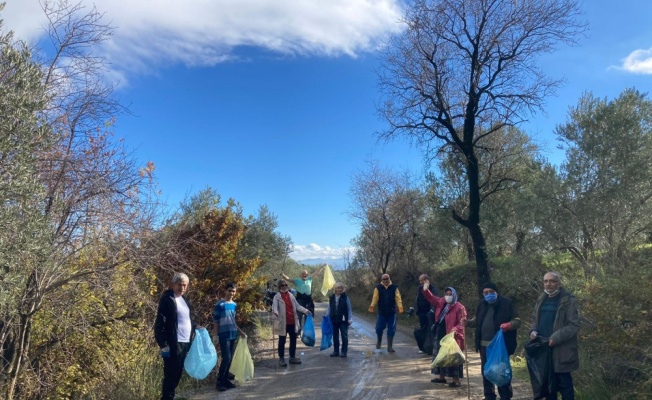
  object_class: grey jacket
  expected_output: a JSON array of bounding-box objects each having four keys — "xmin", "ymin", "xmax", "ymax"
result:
[{"xmin": 530, "ymin": 287, "xmax": 580, "ymax": 373}]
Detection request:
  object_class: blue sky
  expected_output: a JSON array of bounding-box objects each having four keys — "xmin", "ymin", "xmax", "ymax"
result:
[{"xmin": 3, "ymin": 0, "xmax": 651, "ymax": 261}]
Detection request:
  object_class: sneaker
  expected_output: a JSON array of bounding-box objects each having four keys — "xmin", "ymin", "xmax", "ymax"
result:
[
  {"xmin": 288, "ymin": 357, "xmax": 302, "ymax": 364},
  {"xmin": 216, "ymin": 384, "xmax": 227, "ymax": 392},
  {"xmin": 224, "ymin": 380, "xmax": 237, "ymax": 389},
  {"xmin": 330, "ymin": 352, "xmax": 340, "ymax": 357},
  {"xmin": 340, "ymin": 352, "xmax": 347, "ymax": 358},
  {"xmin": 279, "ymin": 358, "xmax": 287, "ymax": 367},
  {"xmin": 449, "ymin": 381, "xmax": 462, "ymax": 388},
  {"xmin": 418, "ymin": 350, "xmax": 425, "ymax": 354}
]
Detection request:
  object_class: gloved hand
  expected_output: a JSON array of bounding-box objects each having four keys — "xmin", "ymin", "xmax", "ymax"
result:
[
  {"xmin": 530, "ymin": 330, "xmax": 538, "ymax": 340},
  {"xmin": 160, "ymin": 345, "xmax": 171, "ymax": 359},
  {"xmin": 368, "ymin": 306, "xmax": 374, "ymax": 313},
  {"xmin": 500, "ymin": 322, "xmax": 512, "ymax": 332}
]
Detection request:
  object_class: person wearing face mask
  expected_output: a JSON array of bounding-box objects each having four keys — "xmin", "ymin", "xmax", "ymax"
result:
[
  {"xmin": 473, "ymin": 282, "xmax": 520, "ymax": 400},
  {"xmin": 272, "ymin": 279, "xmax": 312, "ymax": 367},
  {"xmin": 421, "ymin": 279, "xmax": 467, "ymax": 388},
  {"xmin": 324, "ymin": 282, "xmax": 353, "ymax": 357},
  {"xmin": 529, "ymin": 272, "xmax": 580, "ymax": 400}
]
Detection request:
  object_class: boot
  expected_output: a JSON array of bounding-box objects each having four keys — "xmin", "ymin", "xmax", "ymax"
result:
[
  {"xmin": 387, "ymin": 336, "xmax": 395, "ymax": 352},
  {"xmin": 376, "ymin": 333, "xmax": 383, "ymax": 349}
]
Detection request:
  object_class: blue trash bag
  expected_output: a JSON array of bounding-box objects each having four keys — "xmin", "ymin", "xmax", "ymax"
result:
[
  {"xmin": 484, "ymin": 329, "xmax": 512, "ymax": 387},
  {"xmin": 320, "ymin": 317, "xmax": 333, "ymax": 351},
  {"xmin": 301, "ymin": 315, "xmax": 316, "ymax": 347},
  {"xmin": 184, "ymin": 327, "xmax": 218, "ymax": 380}
]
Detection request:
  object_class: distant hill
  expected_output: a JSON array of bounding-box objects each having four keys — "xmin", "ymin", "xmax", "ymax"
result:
[{"xmin": 296, "ymin": 257, "xmax": 346, "ymax": 270}]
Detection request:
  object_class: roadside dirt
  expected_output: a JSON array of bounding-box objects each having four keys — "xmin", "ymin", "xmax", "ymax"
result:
[{"xmin": 187, "ymin": 303, "xmax": 533, "ymax": 399}]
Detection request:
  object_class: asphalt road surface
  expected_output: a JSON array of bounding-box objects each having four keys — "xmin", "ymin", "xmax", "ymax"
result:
[{"xmin": 189, "ymin": 303, "xmax": 533, "ymax": 400}]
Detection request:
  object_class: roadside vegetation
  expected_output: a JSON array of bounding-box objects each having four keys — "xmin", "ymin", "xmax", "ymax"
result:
[{"xmin": 1, "ymin": 1, "xmax": 651, "ymax": 399}]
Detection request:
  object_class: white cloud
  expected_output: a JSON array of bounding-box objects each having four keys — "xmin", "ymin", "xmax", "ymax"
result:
[
  {"xmin": 619, "ymin": 48, "xmax": 652, "ymax": 75},
  {"xmin": 3, "ymin": 0, "xmax": 403, "ymax": 80},
  {"xmin": 290, "ymin": 243, "xmax": 355, "ymax": 261}
]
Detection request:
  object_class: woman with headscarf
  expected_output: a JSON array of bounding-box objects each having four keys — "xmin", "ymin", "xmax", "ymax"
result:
[{"xmin": 421, "ymin": 279, "xmax": 467, "ymax": 388}]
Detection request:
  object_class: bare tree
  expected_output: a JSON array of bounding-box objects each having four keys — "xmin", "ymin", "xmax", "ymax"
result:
[
  {"xmin": 378, "ymin": 0, "xmax": 585, "ymax": 290},
  {"xmin": 349, "ymin": 162, "xmax": 424, "ymax": 276},
  {"xmin": 0, "ymin": 2, "xmax": 157, "ymax": 397}
]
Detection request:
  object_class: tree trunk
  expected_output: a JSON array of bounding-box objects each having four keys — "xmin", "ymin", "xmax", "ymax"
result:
[{"xmin": 466, "ymin": 145, "xmax": 490, "ymax": 295}]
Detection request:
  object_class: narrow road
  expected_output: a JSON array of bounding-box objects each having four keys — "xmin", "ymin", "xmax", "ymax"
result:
[{"xmin": 189, "ymin": 303, "xmax": 532, "ymax": 399}]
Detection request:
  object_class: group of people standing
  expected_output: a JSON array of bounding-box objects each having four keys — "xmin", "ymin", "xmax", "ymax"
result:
[
  {"xmin": 154, "ymin": 269, "xmax": 580, "ymax": 400},
  {"xmin": 369, "ymin": 271, "xmax": 580, "ymax": 400}
]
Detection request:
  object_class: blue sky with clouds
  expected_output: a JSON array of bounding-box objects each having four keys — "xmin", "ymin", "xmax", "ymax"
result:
[{"xmin": 3, "ymin": 0, "xmax": 651, "ymax": 261}]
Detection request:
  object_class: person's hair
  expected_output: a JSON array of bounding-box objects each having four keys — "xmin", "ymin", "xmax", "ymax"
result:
[
  {"xmin": 420, "ymin": 274, "xmax": 430, "ymax": 281},
  {"xmin": 545, "ymin": 271, "xmax": 561, "ymax": 282},
  {"xmin": 334, "ymin": 282, "xmax": 345, "ymax": 290},
  {"xmin": 226, "ymin": 282, "xmax": 237, "ymax": 290},
  {"xmin": 277, "ymin": 279, "xmax": 288, "ymax": 287},
  {"xmin": 172, "ymin": 272, "xmax": 189, "ymax": 284}
]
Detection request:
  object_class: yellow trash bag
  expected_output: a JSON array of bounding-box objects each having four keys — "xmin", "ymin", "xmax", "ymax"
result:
[
  {"xmin": 431, "ymin": 331, "xmax": 466, "ymax": 368},
  {"xmin": 321, "ymin": 264, "xmax": 336, "ymax": 296},
  {"xmin": 229, "ymin": 337, "xmax": 254, "ymax": 383}
]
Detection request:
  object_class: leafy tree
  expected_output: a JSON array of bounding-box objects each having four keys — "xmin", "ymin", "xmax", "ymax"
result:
[
  {"xmin": 155, "ymin": 188, "xmax": 265, "ymax": 326},
  {"xmin": 377, "ymin": 0, "xmax": 585, "ymax": 290},
  {"xmin": 0, "ymin": 2, "xmax": 157, "ymax": 397},
  {"xmin": 545, "ymin": 89, "xmax": 652, "ymax": 262},
  {"xmin": 0, "ymin": 9, "xmax": 53, "ymax": 397}
]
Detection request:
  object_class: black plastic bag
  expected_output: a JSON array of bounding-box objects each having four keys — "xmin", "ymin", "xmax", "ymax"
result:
[
  {"xmin": 413, "ymin": 313, "xmax": 435, "ymax": 355},
  {"xmin": 414, "ymin": 324, "xmax": 434, "ymax": 355},
  {"xmin": 526, "ymin": 336, "xmax": 554, "ymax": 399}
]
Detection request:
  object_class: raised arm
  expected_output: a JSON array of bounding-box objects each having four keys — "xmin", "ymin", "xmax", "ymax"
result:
[{"xmin": 311, "ymin": 267, "xmax": 324, "ymax": 279}]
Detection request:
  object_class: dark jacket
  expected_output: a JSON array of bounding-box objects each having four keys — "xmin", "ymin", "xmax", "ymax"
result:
[
  {"xmin": 530, "ymin": 287, "xmax": 580, "ymax": 373},
  {"xmin": 154, "ymin": 289, "xmax": 196, "ymax": 349},
  {"xmin": 376, "ymin": 283, "xmax": 399, "ymax": 314},
  {"xmin": 415, "ymin": 284, "xmax": 438, "ymax": 314},
  {"xmin": 475, "ymin": 295, "xmax": 519, "ymax": 355},
  {"xmin": 329, "ymin": 292, "xmax": 351, "ymax": 324}
]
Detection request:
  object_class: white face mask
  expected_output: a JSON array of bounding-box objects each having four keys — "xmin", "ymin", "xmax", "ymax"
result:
[
  {"xmin": 444, "ymin": 295, "xmax": 453, "ymax": 303},
  {"xmin": 544, "ymin": 289, "xmax": 559, "ymax": 296}
]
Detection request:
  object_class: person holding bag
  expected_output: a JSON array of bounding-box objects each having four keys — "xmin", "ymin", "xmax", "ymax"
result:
[
  {"xmin": 272, "ymin": 279, "xmax": 311, "ymax": 366},
  {"xmin": 324, "ymin": 282, "xmax": 353, "ymax": 357},
  {"xmin": 421, "ymin": 279, "xmax": 467, "ymax": 388},
  {"xmin": 213, "ymin": 283, "xmax": 246, "ymax": 392},
  {"xmin": 154, "ymin": 273, "xmax": 198, "ymax": 400},
  {"xmin": 473, "ymin": 282, "xmax": 520, "ymax": 400}
]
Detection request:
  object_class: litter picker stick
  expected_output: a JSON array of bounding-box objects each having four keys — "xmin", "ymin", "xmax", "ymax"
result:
[{"xmin": 464, "ymin": 329, "xmax": 471, "ymax": 400}]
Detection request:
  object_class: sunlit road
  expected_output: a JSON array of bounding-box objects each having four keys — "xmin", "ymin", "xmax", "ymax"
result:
[{"xmin": 189, "ymin": 303, "xmax": 532, "ymax": 399}]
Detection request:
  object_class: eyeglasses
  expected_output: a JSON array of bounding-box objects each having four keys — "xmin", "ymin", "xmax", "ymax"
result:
[{"xmin": 279, "ymin": 284, "xmax": 288, "ymax": 287}]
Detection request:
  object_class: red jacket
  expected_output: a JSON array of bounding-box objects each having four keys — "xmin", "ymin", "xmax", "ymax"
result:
[{"xmin": 422, "ymin": 287, "xmax": 467, "ymax": 350}]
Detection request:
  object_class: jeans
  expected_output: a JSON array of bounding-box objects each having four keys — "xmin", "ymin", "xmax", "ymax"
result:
[
  {"xmin": 218, "ymin": 338, "xmax": 236, "ymax": 382},
  {"xmin": 161, "ymin": 342, "xmax": 191, "ymax": 400},
  {"xmin": 278, "ymin": 324, "xmax": 297, "ymax": 358},
  {"xmin": 480, "ymin": 346, "xmax": 513, "ymax": 400},
  {"xmin": 333, "ymin": 322, "xmax": 349, "ymax": 354}
]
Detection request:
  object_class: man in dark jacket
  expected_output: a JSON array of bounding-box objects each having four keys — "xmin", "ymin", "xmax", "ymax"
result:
[
  {"xmin": 530, "ymin": 272, "xmax": 580, "ymax": 400},
  {"xmin": 154, "ymin": 273, "xmax": 196, "ymax": 400},
  {"xmin": 368, "ymin": 273, "xmax": 404, "ymax": 352},
  {"xmin": 416, "ymin": 274, "xmax": 438, "ymax": 330},
  {"xmin": 414, "ymin": 274, "xmax": 438, "ymax": 354},
  {"xmin": 475, "ymin": 282, "xmax": 520, "ymax": 400}
]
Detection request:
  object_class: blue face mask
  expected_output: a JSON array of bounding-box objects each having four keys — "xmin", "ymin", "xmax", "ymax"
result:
[{"xmin": 484, "ymin": 293, "xmax": 497, "ymax": 303}]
